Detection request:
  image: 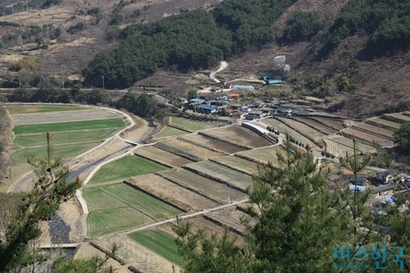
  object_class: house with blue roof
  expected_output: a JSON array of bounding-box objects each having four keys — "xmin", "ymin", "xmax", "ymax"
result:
[{"xmin": 197, "ymin": 104, "xmax": 218, "ymax": 114}]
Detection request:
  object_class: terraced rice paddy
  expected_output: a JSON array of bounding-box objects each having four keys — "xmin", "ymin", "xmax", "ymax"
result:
[
  {"xmin": 310, "ymin": 117, "xmax": 345, "ymax": 131},
  {"xmin": 206, "ymin": 208, "xmax": 256, "ymax": 233},
  {"xmin": 340, "ymin": 128, "xmax": 388, "ymax": 143},
  {"xmin": 158, "ymin": 138, "xmax": 224, "ymax": 160},
  {"xmin": 236, "ymin": 145, "xmax": 284, "ymax": 166},
  {"xmin": 84, "ymin": 183, "xmax": 182, "ymax": 236},
  {"xmin": 276, "ymin": 117, "xmax": 325, "ymax": 143},
  {"xmin": 170, "ymin": 116, "xmax": 217, "ymax": 131},
  {"xmin": 133, "ymin": 146, "xmax": 193, "ymax": 167},
  {"xmin": 183, "ymin": 160, "xmax": 253, "ymax": 191},
  {"xmin": 153, "ymin": 126, "xmax": 187, "ymax": 139},
  {"xmin": 262, "ymin": 118, "xmax": 315, "ymax": 147},
  {"xmin": 181, "ymin": 134, "xmax": 245, "ymax": 154},
  {"xmin": 13, "ymin": 118, "xmax": 125, "ymax": 135},
  {"xmin": 5, "ymin": 105, "xmax": 84, "ymax": 114},
  {"xmin": 383, "ymin": 113, "xmax": 410, "ymax": 123},
  {"xmin": 292, "ymin": 117, "xmax": 337, "ymax": 135},
  {"xmin": 89, "ymin": 155, "xmax": 169, "ymax": 184},
  {"xmin": 13, "ymin": 128, "xmax": 118, "ymax": 147},
  {"xmin": 353, "ymin": 123, "xmax": 394, "ymax": 139},
  {"xmin": 199, "ymin": 125, "xmax": 271, "ymax": 148},
  {"xmin": 158, "ymin": 168, "xmax": 247, "ymax": 202},
  {"xmin": 11, "ymin": 109, "xmax": 118, "ymax": 125},
  {"xmin": 366, "ymin": 117, "xmax": 401, "ymax": 130},
  {"xmin": 10, "ymin": 142, "xmax": 100, "ymax": 165},
  {"xmin": 129, "ymin": 229, "xmax": 184, "ymax": 267},
  {"xmin": 210, "ymin": 156, "xmax": 259, "ymax": 175},
  {"xmin": 127, "ymin": 174, "xmax": 219, "ymax": 210},
  {"xmin": 326, "ymin": 135, "xmax": 377, "ymax": 154}
]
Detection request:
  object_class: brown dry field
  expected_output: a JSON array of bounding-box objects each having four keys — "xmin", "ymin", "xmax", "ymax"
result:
[
  {"xmin": 160, "ymin": 138, "xmax": 225, "ymax": 160},
  {"xmin": 367, "ymin": 117, "xmax": 401, "ymax": 130},
  {"xmin": 311, "ymin": 117, "xmax": 345, "ymax": 131},
  {"xmin": 236, "ymin": 145, "xmax": 284, "ymax": 166},
  {"xmin": 201, "ymin": 125, "xmax": 271, "ymax": 148},
  {"xmin": 181, "ymin": 134, "xmax": 246, "ymax": 154},
  {"xmin": 384, "ymin": 113, "xmax": 410, "ymax": 123},
  {"xmin": 158, "ymin": 168, "xmax": 247, "ymax": 202},
  {"xmin": 128, "ymin": 174, "xmax": 219, "ymax": 211},
  {"xmin": 74, "ymin": 242, "xmax": 129, "ymax": 273},
  {"xmin": 92, "ymin": 234, "xmax": 180, "ymax": 273},
  {"xmin": 133, "ymin": 145, "xmax": 193, "ymax": 168},
  {"xmin": 276, "ymin": 117, "xmax": 325, "ymax": 143},
  {"xmin": 11, "ymin": 109, "xmax": 118, "ymax": 126},
  {"xmin": 341, "ymin": 128, "xmax": 387, "ymax": 143},
  {"xmin": 293, "ymin": 117, "xmax": 337, "ymax": 135},
  {"xmin": 206, "ymin": 208, "xmax": 256, "ymax": 233}
]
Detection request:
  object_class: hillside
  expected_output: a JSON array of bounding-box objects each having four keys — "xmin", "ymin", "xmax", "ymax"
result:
[{"xmin": 0, "ymin": 0, "xmax": 410, "ymax": 117}]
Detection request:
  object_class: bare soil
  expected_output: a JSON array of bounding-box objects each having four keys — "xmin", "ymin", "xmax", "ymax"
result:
[
  {"xmin": 160, "ymin": 138, "xmax": 225, "ymax": 160},
  {"xmin": 206, "ymin": 207, "xmax": 256, "ymax": 233},
  {"xmin": 201, "ymin": 125, "xmax": 272, "ymax": 148},
  {"xmin": 127, "ymin": 174, "xmax": 219, "ymax": 212},
  {"xmin": 181, "ymin": 134, "xmax": 246, "ymax": 154},
  {"xmin": 133, "ymin": 146, "xmax": 193, "ymax": 168}
]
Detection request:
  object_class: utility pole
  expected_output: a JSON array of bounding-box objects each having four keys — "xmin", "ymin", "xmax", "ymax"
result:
[{"xmin": 101, "ymin": 76, "xmax": 105, "ymax": 90}]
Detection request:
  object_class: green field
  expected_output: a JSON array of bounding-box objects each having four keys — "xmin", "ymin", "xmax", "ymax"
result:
[
  {"xmin": 83, "ymin": 187, "xmax": 127, "ymax": 211},
  {"xmin": 9, "ymin": 142, "xmax": 100, "ymax": 165},
  {"xmin": 129, "ymin": 229, "xmax": 184, "ymax": 266},
  {"xmin": 13, "ymin": 118, "xmax": 125, "ymax": 135},
  {"xmin": 89, "ymin": 155, "xmax": 169, "ymax": 183},
  {"xmin": 87, "ymin": 207, "xmax": 152, "ymax": 237},
  {"xmin": 171, "ymin": 116, "xmax": 207, "ymax": 131},
  {"xmin": 5, "ymin": 105, "xmax": 84, "ymax": 115},
  {"xmin": 14, "ymin": 128, "xmax": 118, "ymax": 147},
  {"xmin": 99, "ymin": 183, "xmax": 182, "ymax": 218},
  {"xmin": 153, "ymin": 126, "xmax": 187, "ymax": 139}
]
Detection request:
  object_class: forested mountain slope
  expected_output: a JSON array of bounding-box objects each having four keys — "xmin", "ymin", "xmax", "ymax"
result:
[{"xmin": 0, "ymin": 0, "xmax": 410, "ymax": 117}]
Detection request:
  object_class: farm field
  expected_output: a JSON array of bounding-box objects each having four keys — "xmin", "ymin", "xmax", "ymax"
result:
[
  {"xmin": 206, "ymin": 208, "xmax": 256, "ymax": 233},
  {"xmin": 276, "ymin": 117, "xmax": 325, "ymax": 143},
  {"xmin": 340, "ymin": 128, "xmax": 388, "ymax": 143},
  {"xmin": 89, "ymin": 155, "xmax": 169, "ymax": 184},
  {"xmin": 310, "ymin": 117, "xmax": 345, "ymax": 131},
  {"xmin": 292, "ymin": 117, "xmax": 337, "ymax": 135},
  {"xmin": 366, "ymin": 117, "xmax": 401, "ymax": 130},
  {"xmin": 185, "ymin": 216, "xmax": 245, "ymax": 246},
  {"xmin": 133, "ymin": 145, "xmax": 193, "ymax": 168},
  {"xmin": 183, "ymin": 160, "xmax": 253, "ymax": 191},
  {"xmin": 85, "ymin": 183, "xmax": 182, "ymax": 236},
  {"xmin": 157, "ymin": 138, "xmax": 224, "ymax": 160},
  {"xmin": 235, "ymin": 145, "xmax": 284, "ymax": 166},
  {"xmin": 10, "ymin": 142, "xmax": 100, "ymax": 165},
  {"xmin": 170, "ymin": 116, "xmax": 217, "ymax": 131},
  {"xmin": 158, "ymin": 168, "xmax": 247, "ymax": 202},
  {"xmin": 326, "ymin": 135, "xmax": 377, "ymax": 153},
  {"xmin": 383, "ymin": 113, "xmax": 410, "ymax": 123},
  {"xmin": 11, "ymin": 109, "xmax": 118, "ymax": 126},
  {"xmin": 13, "ymin": 118, "xmax": 126, "ymax": 135},
  {"xmin": 210, "ymin": 156, "xmax": 259, "ymax": 176},
  {"xmin": 127, "ymin": 174, "xmax": 219, "ymax": 211},
  {"xmin": 5, "ymin": 105, "xmax": 84, "ymax": 114},
  {"xmin": 262, "ymin": 118, "xmax": 315, "ymax": 147},
  {"xmin": 353, "ymin": 123, "xmax": 394, "ymax": 139},
  {"xmin": 153, "ymin": 126, "xmax": 187, "ymax": 139},
  {"xmin": 98, "ymin": 183, "xmax": 182, "ymax": 219},
  {"xmin": 87, "ymin": 207, "xmax": 152, "ymax": 237},
  {"xmin": 181, "ymin": 134, "xmax": 245, "ymax": 154},
  {"xmin": 200, "ymin": 125, "xmax": 271, "ymax": 148},
  {"xmin": 323, "ymin": 139, "xmax": 354, "ymax": 156},
  {"xmin": 13, "ymin": 128, "xmax": 118, "ymax": 147},
  {"xmin": 128, "ymin": 229, "xmax": 184, "ymax": 267}
]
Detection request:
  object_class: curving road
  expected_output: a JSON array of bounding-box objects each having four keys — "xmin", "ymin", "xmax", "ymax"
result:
[{"xmin": 210, "ymin": 61, "xmax": 228, "ymax": 83}]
